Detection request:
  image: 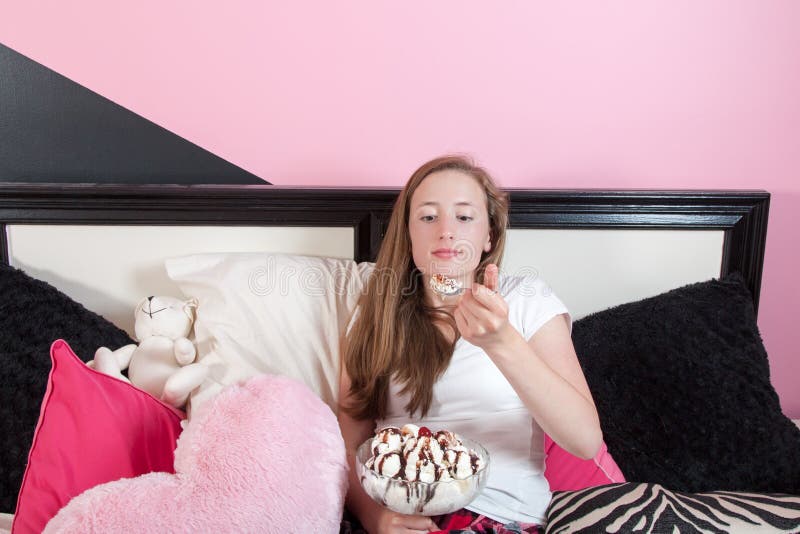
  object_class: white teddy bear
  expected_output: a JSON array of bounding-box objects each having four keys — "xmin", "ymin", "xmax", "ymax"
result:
[{"xmin": 91, "ymin": 296, "xmax": 208, "ymax": 410}]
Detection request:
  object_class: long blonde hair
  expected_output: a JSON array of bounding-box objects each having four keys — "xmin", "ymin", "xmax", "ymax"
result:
[{"xmin": 342, "ymin": 155, "xmax": 508, "ymax": 420}]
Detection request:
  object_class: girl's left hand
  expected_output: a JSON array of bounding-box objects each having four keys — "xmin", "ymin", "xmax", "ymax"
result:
[{"xmin": 454, "ymin": 264, "xmax": 513, "ymax": 349}]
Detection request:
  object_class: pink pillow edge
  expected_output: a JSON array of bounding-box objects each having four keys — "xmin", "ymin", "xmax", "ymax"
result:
[
  {"xmin": 543, "ymin": 434, "xmax": 626, "ymax": 492},
  {"xmin": 12, "ymin": 339, "xmax": 186, "ymax": 533}
]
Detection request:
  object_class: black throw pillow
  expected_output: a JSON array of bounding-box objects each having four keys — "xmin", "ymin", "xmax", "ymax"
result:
[
  {"xmin": 0, "ymin": 262, "xmax": 134, "ymax": 513},
  {"xmin": 572, "ymin": 272, "xmax": 800, "ymax": 493}
]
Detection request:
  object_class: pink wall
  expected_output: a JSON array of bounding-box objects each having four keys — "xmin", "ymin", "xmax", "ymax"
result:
[{"xmin": 2, "ymin": 2, "xmax": 799, "ymax": 415}]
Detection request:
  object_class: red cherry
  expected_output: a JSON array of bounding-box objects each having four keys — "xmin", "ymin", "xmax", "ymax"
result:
[{"xmin": 418, "ymin": 426, "xmax": 432, "ymax": 438}]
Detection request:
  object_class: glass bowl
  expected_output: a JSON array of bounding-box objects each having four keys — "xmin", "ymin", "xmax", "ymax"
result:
[{"xmin": 355, "ymin": 435, "xmax": 490, "ymax": 516}]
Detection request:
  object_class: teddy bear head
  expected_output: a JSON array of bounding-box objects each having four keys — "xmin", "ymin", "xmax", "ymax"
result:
[{"xmin": 134, "ymin": 296, "xmax": 198, "ymax": 341}]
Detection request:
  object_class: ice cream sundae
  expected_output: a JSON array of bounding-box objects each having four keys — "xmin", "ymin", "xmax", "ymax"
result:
[{"xmin": 357, "ymin": 424, "xmax": 489, "ymax": 516}]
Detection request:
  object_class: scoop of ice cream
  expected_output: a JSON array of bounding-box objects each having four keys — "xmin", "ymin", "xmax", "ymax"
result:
[
  {"xmin": 371, "ymin": 426, "xmax": 402, "ymax": 456},
  {"xmin": 452, "ymin": 450, "xmax": 475, "ymax": 480},
  {"xmin": 417, "ymin": 459, "xmax": 437, "ymax": 483},
  {"xmin": 365, "ymin": 425, "xmax": 483, "ymax": 482},
  {"xmin": 401, "ymin": 423, "xmax": 419, "ymax": 440},
  {"xmin": 429, "ymin": 274, "xmax": 463, "ymax": 296},
  {"xmin": 373, "ymin": 451, "xmax": 403, "ymax": 477},
  {"xmin": 416, "ymin": 436, "xmax": 445, "ymax": 464},
  {"xmin": 435, "ymin": 430, "xmax": 459, "ymax": 449}
]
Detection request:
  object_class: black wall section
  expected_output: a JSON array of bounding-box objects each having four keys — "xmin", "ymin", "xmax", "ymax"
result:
[{"xmin": 0, "ymin": 43, "xmax": 267, "ymax": 184}]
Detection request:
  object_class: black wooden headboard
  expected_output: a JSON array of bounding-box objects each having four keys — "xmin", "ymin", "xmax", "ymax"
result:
[{"xmin": 0, "ymin": 184, "xmax": 769, "ymax": 314}]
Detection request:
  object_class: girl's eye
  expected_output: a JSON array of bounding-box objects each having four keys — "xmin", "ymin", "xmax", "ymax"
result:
[
  {"xmin": 457, "ymin": 215, "xmax": 474, "ymax": 222},
  {"xmin": 420, "ymin": 215, "xmax": 436, "ymax": 222}
]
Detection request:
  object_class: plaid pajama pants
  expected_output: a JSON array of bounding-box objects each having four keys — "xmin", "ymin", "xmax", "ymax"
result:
[{"xmin": 339, "ymin": 508, "xmax": 542, "ymax": 534}]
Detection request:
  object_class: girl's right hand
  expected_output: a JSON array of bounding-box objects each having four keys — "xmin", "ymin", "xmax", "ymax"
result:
[{"xmin": 372, "ymin": 509, "xmax": 438, "ymax": 533}]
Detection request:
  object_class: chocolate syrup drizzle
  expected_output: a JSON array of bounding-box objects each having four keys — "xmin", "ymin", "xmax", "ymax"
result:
[{"xmin": 370, "ymin": 428, "xmax": 482, "ymax": 482}]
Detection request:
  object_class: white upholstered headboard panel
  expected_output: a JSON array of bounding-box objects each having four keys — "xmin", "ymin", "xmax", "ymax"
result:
[
  {"xmin": 7, "ymin": 225, "xmax": 724, "ymax": 335},
  {"xmin": 7, "ymin": 225, "xmax": 355, "ymax": 334},
  {"xmin": 503, "ymin": 229, "xmax": 724, "ymax": 321}
]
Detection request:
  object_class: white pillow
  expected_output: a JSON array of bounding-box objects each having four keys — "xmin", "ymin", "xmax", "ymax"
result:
[{"xmin": 165, "ymin": 253, "xmax": 373, "ymax": 417}]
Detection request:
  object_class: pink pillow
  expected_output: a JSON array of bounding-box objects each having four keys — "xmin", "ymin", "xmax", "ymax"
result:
[
  {"xmin": 13, "ymin": 340, "xmax": 185, "ymax": 534},
  {"xmin": 43, "ymin": 374, "xmax": 347, "ymax": 533},
  {"xmin": 543, "ymin": 434, "xmax": 625, "ymax": 491}
]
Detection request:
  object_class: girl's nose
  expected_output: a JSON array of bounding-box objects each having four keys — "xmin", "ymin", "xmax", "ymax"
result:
[{"xmin": 438, "ymin": 221, "xmax": 455, "ymax": 240}]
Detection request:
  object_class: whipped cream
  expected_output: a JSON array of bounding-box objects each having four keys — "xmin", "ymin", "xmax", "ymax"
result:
[{"xmin": 429, "ymin": 274, "xmax": 463, "ymax": 296}]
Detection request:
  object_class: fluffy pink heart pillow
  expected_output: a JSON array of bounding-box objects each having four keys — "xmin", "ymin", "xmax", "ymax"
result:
[{"xmin": 43, "ymin": 373, "xmax": 348, "ymax": 533}]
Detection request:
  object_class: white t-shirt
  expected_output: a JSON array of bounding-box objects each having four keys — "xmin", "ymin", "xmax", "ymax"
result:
[{"xmin": 376, "ymin": 274, "xmax": 572, "ymax": 525}]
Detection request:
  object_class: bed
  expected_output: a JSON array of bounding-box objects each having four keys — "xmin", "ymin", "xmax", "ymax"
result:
[{"xmin": 1, "ymin": 184, "xmax": 798, "ymax": 533}]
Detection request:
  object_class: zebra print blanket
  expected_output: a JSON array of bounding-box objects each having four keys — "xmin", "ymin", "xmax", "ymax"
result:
[{"xmin": 545, "ymin": 483, "xmax": 800, "ymax": 534}]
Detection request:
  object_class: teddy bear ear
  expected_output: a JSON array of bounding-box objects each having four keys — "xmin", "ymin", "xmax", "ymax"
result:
[
  {"xmin": 134, "ymin": 297, "xmax": 149, "ymax": 316},
  {"xmin": 183, "ymin": 297, "xmax": 198, "ymax": 321}
]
